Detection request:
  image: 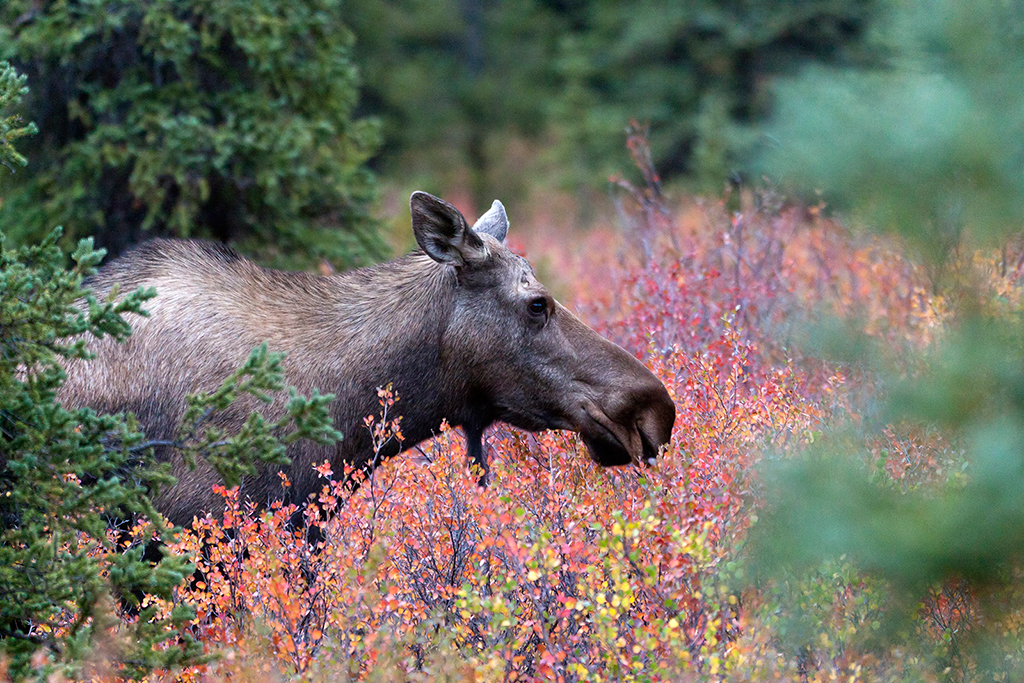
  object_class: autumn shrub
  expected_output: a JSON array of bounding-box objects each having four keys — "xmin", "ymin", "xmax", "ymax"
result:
[
  {"xmin": 168, "ymin": 405, "xmax": 771, "ymax": 681},
  {"xmin": 35, "ymin": 127, "xmax": 1013, "ymax": 681},
  {"xmin": 163, "ymin": 170, "xmax": 1024, "ymax": 682},
  {"xmin": 157, "ymin": 139, "xmax": 962, "ymax": 681}
]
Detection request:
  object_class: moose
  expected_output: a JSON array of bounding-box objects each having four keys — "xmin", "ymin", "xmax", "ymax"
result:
[{"xmin": 60, "ymin": 192, "xmax": 676, "ymax": 525}]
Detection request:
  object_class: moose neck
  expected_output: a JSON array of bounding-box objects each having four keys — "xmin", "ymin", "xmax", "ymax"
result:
[{"xmin": 289, "ymin": 253, "xmax": 467, "ymax": 462}]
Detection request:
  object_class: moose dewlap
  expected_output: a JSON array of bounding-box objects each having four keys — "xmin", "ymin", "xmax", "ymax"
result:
[{"xmin": 60, "ymin": 192, "xmax": 676, "ymax": 525}]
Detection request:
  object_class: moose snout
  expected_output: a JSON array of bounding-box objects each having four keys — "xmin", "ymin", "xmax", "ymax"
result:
[
  {"xmin": 579, "ymin": 378, "xmax": 676, "ymax": 468},
  {"xmin": 636, "ymin": 386, "xmax": 676, "ymax": 463},
  {"xmin": 626, "ymin": 380, "xmax": 676, "ymax": 464}
]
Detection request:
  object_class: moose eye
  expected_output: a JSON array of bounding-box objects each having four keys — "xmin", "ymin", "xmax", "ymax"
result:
[{"xmin": 528, "ymin": 297, "xmax": 547, "ymax": 317}]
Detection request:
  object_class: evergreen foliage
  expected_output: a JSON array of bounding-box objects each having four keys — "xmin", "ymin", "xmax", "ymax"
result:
[
  {"xmin": 0, "ymin": 67, "xmax": 344, "ymax": 680},
  {"xmin": 0, "ymin": 237, "xmax": 344, "ymax": 680},
  {"xmin": 345, "ymin": 0, "xmax": 564, "ymax": 208},
  {"xmin": 2, "ymin": 1, "xmax": 883, "ymax": 224},
  {"xmin": 0, "ymin": 62, "xmax": 36, "ymax": 172},
  {"xmin": 0, "ymin": 226, "xmax": 342, "ymax": 679},
  {"xmin": 0, "ymin": 0, "xmax": 383, "ymax": 269},
  {"xmin": 553, "ymin": 0, "xmax": 876, "ymax": 189},
  {"xmin": 749, "ymin": 0, "xmax": 1024, "ymax": 675},
  {"xmin": 345, "ymin": 0, "xmax": 876, "ymax": 203},
  {"xmin": 753, "ymin": 0, "xmax": 1024, "ymax": 260},
  {"xmin": 0, "ymin": 228, "xmax": 200, "ymax": 680}
]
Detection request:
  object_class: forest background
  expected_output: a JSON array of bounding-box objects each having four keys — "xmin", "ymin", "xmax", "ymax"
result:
[{"xmin": 3, "ymin": 0, "xmax": 1024, "ymax": 681}]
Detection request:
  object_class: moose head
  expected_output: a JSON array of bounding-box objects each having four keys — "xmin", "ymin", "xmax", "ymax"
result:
[{"xmin": 407, "ymin": 191, "xmax": 675, "ymax": 474}]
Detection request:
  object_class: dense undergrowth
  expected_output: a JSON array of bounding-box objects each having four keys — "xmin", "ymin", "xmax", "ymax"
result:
[{"xmin": 19, "ymin": 141, "xmax": 1024, "ymax": 681}]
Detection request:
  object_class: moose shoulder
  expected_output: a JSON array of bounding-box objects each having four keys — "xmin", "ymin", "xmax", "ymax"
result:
[{"xmin": 60, "ymin": 192, "xmax": 675, "ymax": 525}]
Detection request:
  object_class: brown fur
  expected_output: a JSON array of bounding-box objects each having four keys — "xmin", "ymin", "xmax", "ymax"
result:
[{"xmin": 60, "ymin": 193, "xmax": 675, "ymax": 525}]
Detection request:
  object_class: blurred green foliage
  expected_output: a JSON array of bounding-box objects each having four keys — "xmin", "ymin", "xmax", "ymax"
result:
[
  {"xmin": 346, "ymin": 0, "xmax": 876, "ymax": 209},
  {"xmin": 552, "ymin": 0, "xmax": 876, "ymax": 192},
  {"xmin": 0, "ymin": 0, "xmax": 383, "ymax": 269},
  {"xmin": 749, "ymin": 0, "xmax": 1024, "ymax": 678},
  {"xmin": 754, "ymin": 0, "xmax": 1024, "ymax": 261},
  {"xmin": 345, "ymin": 0, "xmax": 566, "ymax": 207}
]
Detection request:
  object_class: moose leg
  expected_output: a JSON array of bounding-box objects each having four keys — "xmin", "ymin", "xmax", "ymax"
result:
[{"xmin": 465, "ymin": 423, "xmax": 488, "ymax": 486}]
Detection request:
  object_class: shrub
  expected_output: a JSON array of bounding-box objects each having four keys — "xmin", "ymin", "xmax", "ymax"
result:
[{"xmin": 160, "ymin": 165, "xmax": 980, "ymax": 681}]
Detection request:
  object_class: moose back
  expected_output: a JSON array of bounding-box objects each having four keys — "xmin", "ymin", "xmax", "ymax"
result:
[{"xmin": 60, "ymin": 192, "xmax": 676, "ymax": 525}]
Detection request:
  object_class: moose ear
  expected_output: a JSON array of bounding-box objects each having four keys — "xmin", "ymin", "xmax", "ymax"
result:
[
  {"xmin": 411, "ymin": 191, "xmax": 486, "ymax": 267},
  {"xmin": 471, "ymin": 199, "xmax": 509, "ymax": 242}
]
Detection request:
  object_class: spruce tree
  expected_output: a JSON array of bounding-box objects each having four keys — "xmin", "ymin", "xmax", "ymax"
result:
[
  {"xmin": 0, "ymin": 64, "xmax": 342, "ymax": 680},
  {"xmin": 0, "ymin": 0, "xmax": 383, "ymax": 269},
  {"xmin": 345, "ymin": 0, "xmax": 565, "ymax": 210},
  {"xmin": 552, "ymin": 0, "xmax": 877, "ymax": 190},
  {"xmin": 0, "ymin": 62, "xmax": 36, "ymax": 171}
]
